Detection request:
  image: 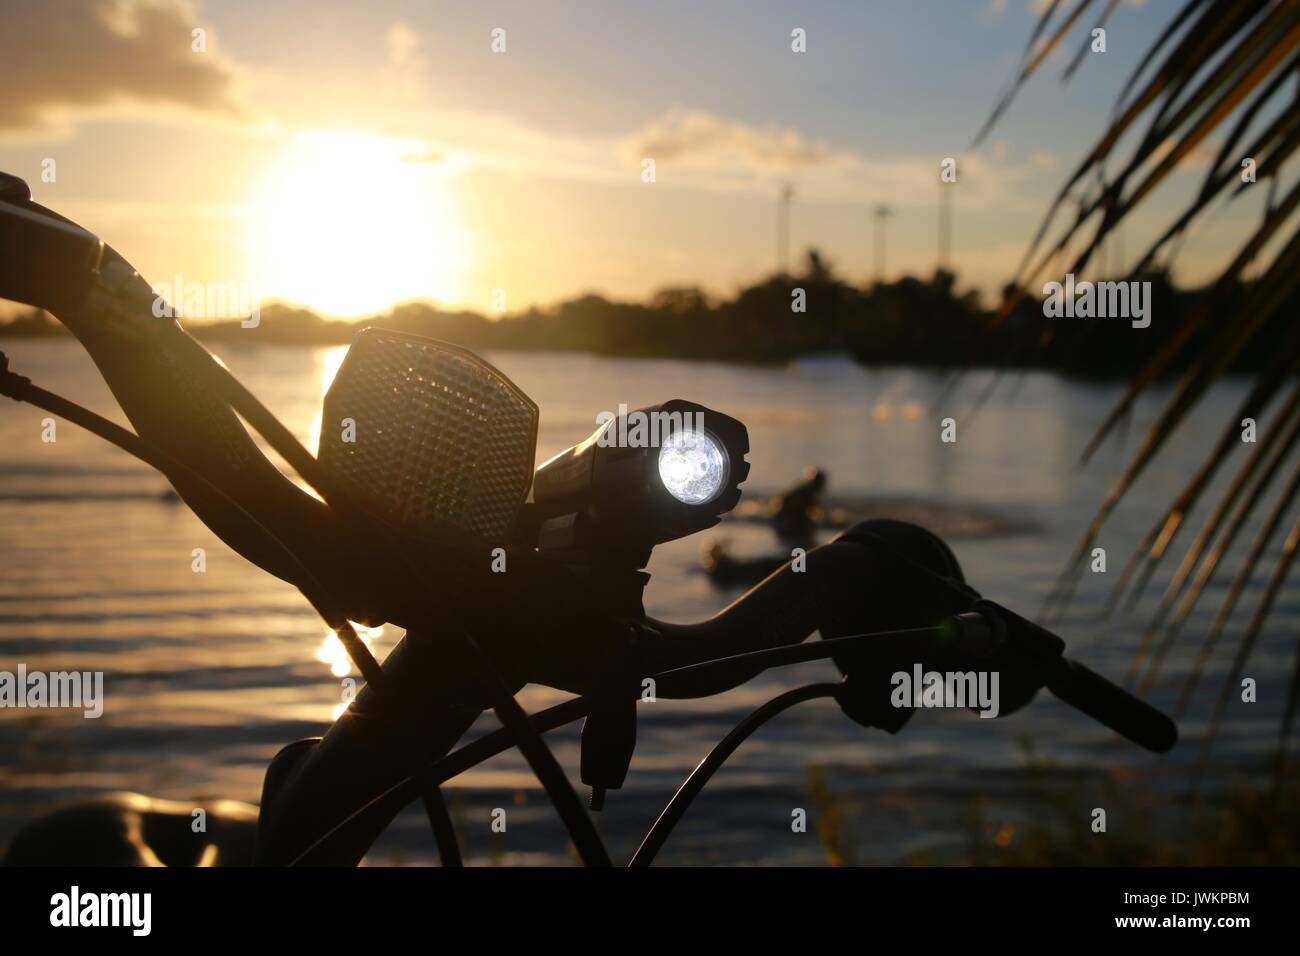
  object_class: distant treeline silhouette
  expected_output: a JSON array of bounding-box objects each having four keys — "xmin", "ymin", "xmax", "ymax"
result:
[{"xmin": 2, "ymin": 250, "xmax": 1290, "ymax": 378}]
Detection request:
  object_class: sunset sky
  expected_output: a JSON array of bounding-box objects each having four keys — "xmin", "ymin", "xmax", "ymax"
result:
[{"xmin": 0, "ymin": 0, "xmax": 1273, "ymax": 318}]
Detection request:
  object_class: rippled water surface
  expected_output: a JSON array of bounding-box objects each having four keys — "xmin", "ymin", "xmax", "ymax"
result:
[{"xmin": 0, "ymin": 341, "xmax": 1293, "ymax": 864}]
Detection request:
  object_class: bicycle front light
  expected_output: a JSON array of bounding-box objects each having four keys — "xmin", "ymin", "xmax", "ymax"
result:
[
  {"xmin": 531, "ymin": 399, "xmax": 749, "ymax": 560},
  {"xmin": 658, "ymin": 428, "xmax": 729, "ymax": 504}
]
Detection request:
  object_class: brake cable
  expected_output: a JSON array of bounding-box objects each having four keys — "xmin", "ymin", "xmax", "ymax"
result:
[
  {"xmin": 629, "ymin": 682, "xmax": 843, "ymax": 866},
  {"xmin": 290, "ymin": 625, "xmax": 952, "ymax": 865}
]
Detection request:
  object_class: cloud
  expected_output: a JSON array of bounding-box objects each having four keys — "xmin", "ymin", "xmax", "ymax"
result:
[
  {"xmin": 610, "ymin": 109, "xmax": 1047, "ymax": 214},
  {"xmin": 1029, "ymin": 149, "xmax": 1058, "ymax": 171},
  {"xmin": 0, "ymin": 0, "xmax": 244, "ymax": 134},
  {"xmin": 621, "ymin": 108, "xmax": 851, "ymax": 173},
  {"xmin": 983, "ymin": 0, "xmax": 1009, "ymax": 20}
]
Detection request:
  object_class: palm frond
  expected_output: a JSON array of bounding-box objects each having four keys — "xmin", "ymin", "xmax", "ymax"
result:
[
  {"xmin": 1064, "ymin": 0, "xmax": 1122, "ymax": 81},
  {"xmin": 1195, "ymin": 502, "xmax": 1300, "ymax": 784},
  {"xmin": 973, "ymin": 0, "xmax": 1080, "ymax": 148},
  {"xmin": 1136, "ymin": 376, "xmax": 1300, "ymax": 691},
  {"xmin": 1042, "ymin": 228, "xmax": 1300, "ymax": 621},
  {"xmin": 980, "ymin": 0, "xmax": 1300, "ymax": 752},
  {"xmin": 1080, "ymin": 173, "xmax": 1300, "ymax": 463},
  {"xmin": 1116, "ymin": 328, "xmax": 1300, "ymax": 618},
  {"xmin": 1161, "ymin": 400, "xmax": 1300, "ymax": 709}
]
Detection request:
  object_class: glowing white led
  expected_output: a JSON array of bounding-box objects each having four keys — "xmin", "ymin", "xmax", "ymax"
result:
[{"xmin": 658, "ymin": 429, "xmax": 728, "ymax": 505}]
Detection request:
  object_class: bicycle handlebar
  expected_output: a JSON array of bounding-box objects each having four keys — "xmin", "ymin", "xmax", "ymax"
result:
[
  {"xmin": 962, "ymin": 598, "xmax": 1177, "ymax": 754},
  {"xmin": 0, "ymin": 182, "xmax": 104, "ymax": 313},
  {"xmin": 1046, "ymin": 659, "xmax": 1178, "ymax": 754}
]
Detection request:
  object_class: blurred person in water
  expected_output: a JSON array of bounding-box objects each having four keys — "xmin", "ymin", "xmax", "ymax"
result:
[
  {"xmin": 704, "ymin": 466, "xmax": 827, "ymax": 587},
  {"xmin": 773, "ymin": 466, "xmax": 827, "ymax": 547}
]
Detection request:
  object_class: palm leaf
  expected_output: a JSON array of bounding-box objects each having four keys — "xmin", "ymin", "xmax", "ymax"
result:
[
  {"xmin": 1194, "ymin": 500, "xmax": 1300, "ymax": 786},
  {"xmin": 981, "ymin": 0, "xmax": 1300, "ymax": 756},
  {"xmin": 973, "ymin": 0, "xmax": 1079, "ymax": 149},
  {"xmin": 1165, "ymin": 397, "xmax": 1300, "ymax": 711},
  {"xmin": 995, "ymin": 0, "xmax": 1281, "ymax": 296},
  {"xmin": 1064, "ymin": 0, "xmax": 1122, "ymax": 82},
  {"xmin": 1023, "ymin": 11, "xmax": 1300, "ymax": 292},
  {"xmin": 1079, "ymin": 174, "xmax": 1300, "ymax": 463},
  {"xmin": 1116, "ymin": 327, "xmax": 1300, "ymax": 620},
  {"xmin": 1042, "ymin": 226, "xmax": 1300, "ymax": 621},
  {"xmin": 1134, "ymin": 372, "xmax": 1300, "ymax": 689}
]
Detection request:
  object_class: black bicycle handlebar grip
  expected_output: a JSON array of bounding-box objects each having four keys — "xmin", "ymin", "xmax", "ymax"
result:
[
  {"xmin": 1046, "ymin": 659, "xmax": 1177, "ymax": 753},
  {"xmin": 0, "ymin": 195, "xmax": 104, "ymax": 313}
]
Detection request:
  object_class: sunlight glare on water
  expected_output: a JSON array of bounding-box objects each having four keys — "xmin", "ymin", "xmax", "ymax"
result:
[{"xmin": 306, "ymin": 344, "xmax": 350, "ymax": 458}]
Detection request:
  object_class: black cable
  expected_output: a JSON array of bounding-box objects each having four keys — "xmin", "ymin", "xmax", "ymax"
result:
[
  {"xmin": 452, "ymin": 630, "xmax": 612, "ymax": 866},
  {"xmin": 419, "ymin": 786, "xmax": 463, "ymax": 867},
  {"xmin": 651, "ymin": 625, "xmax": 944, "ymax": 696},
  {"xmin": 629, "ymin": 683, "xmax": 841, "ymax": 867},
  {"xmin": 0, "ymin": 352, "xmax": 463, "ymax": 866},
  {"xmin": 291, "ymin": 697, "xmax": 590, "ymax": 866},
  {"xmin": 290, "ymin": 626, "xmax": 948, "ymax": 865}
]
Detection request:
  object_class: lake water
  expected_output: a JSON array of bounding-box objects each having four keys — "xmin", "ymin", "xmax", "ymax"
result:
[{"xmin": 0, "ymin": 340, "xmax": 1294, "ymax": 865}]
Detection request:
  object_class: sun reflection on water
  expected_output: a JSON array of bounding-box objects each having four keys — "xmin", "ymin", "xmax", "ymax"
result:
[
  {"xmin": 307, "ymin": 344, "xmax": 351, "ymax": 456},
  {"xmin": 306, "ymin": 346, "xmax": 384, "ymax": 721},
  {"xmin": 318, "ymin": 622, "xmax": 384, "ymax": 719}
]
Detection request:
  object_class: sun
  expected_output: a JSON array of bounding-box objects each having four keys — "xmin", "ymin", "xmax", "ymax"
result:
[{"xmin": 248, "ymin": 130, "xmax": 469, "ymax": 318}]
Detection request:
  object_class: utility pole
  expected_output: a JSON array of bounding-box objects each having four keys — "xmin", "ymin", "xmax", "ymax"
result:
[
  {"xmin": 937, "ymin": 183, "xmax": 952, "ymax": 272},
  {"xmin": 777, "ymin": 182, "xmax": 794, "ymax": 274},
  {"xmin": 873, "ymin": 204, "xmax": 892, "ymax": 283}
]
